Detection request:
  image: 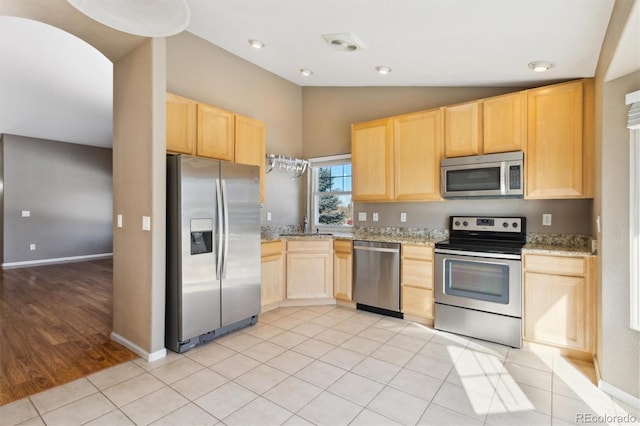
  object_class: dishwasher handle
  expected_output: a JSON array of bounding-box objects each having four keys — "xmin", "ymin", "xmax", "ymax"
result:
[{"xmin": 353, "ymin": 245, "xmax": 400, "ymax": 253}]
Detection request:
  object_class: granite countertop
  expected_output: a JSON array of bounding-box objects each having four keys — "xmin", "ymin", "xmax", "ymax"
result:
[
  {"xmin": 261, "ymin": 226, "xmax": 596, "ymax": 255},
  {"xmin": 522, "ymin": 243, "xmax": 594, "ymax": 256}
]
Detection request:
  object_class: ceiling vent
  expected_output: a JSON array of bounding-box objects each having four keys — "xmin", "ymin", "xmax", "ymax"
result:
[{"xmin": 322, "ymin": 33, "xmax": 366, "ymax": 52}]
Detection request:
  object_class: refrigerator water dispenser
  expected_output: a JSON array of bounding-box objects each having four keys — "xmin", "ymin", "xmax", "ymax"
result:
[{"xmin": 190, "ymin": 218, "xmax": 213, "ymax": 255}]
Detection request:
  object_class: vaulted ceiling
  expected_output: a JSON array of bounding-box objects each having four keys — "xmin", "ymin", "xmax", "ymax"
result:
[{"xmin": 0, "ymin": 0, "xmax": 638, "ymax": 148}]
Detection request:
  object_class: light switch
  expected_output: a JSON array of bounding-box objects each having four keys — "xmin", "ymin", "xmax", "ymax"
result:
[
  {"xmin": 267, "ymin": 212, "xmax": 272, "ymax": 221},
  {"xmin": 358, "ymin": 212, "xmax": 367, "ymax": 221},
  {"xmin": 542, "ymin": 213, "xmax": 552, "ymax": 226},
  {"xmin": 29, "ymin": 243, "xmax": 36, "ymax": 251},
  {"xmin": 372, "ymin": 212, "xmax": 379, "ymax": 222},
  {"xmin": 21, "ymin": 210, "xmax": 30, "ymax": 217},
  {"xmin": 117, "ymin": 214, "xmax": 123, "ymax": 228},
  {"xmin": 400, "ymin": 212, "xmax": 407, "ymax": 222},
  {"xmin": 142, "ymin": 216, "xmax": 151, "ymax": 231}
]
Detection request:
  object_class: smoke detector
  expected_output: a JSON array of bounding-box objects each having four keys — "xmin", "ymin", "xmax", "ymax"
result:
[{"xmin": 321, "ymin": 33, "xmax": 366, "ymax": 52}]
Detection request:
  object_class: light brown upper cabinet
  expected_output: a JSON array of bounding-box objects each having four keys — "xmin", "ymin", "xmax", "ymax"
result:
[
  {"xmin": 166, "ymin": 93, "xmax": 197, "ymax": 155},
  {"xmin": 483, "ymin": 92, "xmax": 526, "ymax": 154},
  {"xmin": 444, "ymin": 101, "xmax": 482, "ymax": 157},
  {"xmin": 352, "ymin": 118, "xmax": 394, "ymax": 201},
  {"xmin": 352, "ymin": 110, "xmax": 443, "ymax": 202},
  {"xmin": 196, "ymin": 103, "xmax": 235, "ymax": 161},
  {"xmin": 526, "ymin": 79, "xmax": 594, "ymax": 199},
  {"xmin": 166, "ymin": 93, "xmax": 267, "ymax": 201},
  {"xmin": 394, "ymin": 109, "xmax": 444, "ymax": 201},
  {"xmin": 235, "ymin": 115, "xmax": 266, "ymax": 202}
]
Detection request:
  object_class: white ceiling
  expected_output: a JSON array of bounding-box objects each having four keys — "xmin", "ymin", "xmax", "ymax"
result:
[
  {"xmin": 186, "ymin": 0, "xmax": 616, "ymax": 87},
  {"xmin": 1, "ymin": 0, "xmax": 638, "ymax": 148}
]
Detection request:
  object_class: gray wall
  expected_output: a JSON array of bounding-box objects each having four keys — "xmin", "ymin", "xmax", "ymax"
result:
[
  {"xmin": 599, "ymin": 70, "xmax": 640, "ymax": 399},
  {"xmin": 354, "ymin": 199, "xmax": 592, "ymax": 234},
  {"xmin": 1, "ymin": 134, "xmax": 112, "ymax": 264},
  {"xmin": 302, "ymin": 86, "xmax": 523, "ymax": 158}
]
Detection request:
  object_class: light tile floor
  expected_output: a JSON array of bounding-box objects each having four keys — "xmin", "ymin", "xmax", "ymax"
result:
[{"xmin": 2, "ymin": 305, "xmax": 638, "ymax": 425}]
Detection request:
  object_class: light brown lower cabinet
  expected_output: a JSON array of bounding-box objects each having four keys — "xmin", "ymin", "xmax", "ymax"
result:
[
  {"xmin": 523, "ymin": 253, "xmax": 596, "ymax": 355},
  {"xmin": 333, "ymin": 239, "xmax": 353, "ymax": 302},
  {"xmin": 401, "ymin": 244, "xmax": 434, "ymax": 322},
  {"xmin": 286, "ymin": 240, "xmax": 333, "ymax": 299},
  {"xmin": 260, "ymin": 240, "xmax": 284, "ymax": 310}
]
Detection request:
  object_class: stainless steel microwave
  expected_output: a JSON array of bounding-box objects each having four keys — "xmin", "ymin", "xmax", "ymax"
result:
[{"xmin": 441, "ymin": 151, "xmax": 524, "ymax": 198}]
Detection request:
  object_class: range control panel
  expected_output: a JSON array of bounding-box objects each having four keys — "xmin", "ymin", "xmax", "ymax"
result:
[{"xmin": 450, "ymin": 216, "xmax": 523, "ymax": 233}]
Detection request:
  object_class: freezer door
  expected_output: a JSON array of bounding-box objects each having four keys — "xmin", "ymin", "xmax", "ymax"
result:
[
  {"xmin": 220, "ymin": 161, "xmax": 261, "ymax": 326},
  {"xmin": 177, "ymin": 156, "xmax": 222, "ymax": 340}
]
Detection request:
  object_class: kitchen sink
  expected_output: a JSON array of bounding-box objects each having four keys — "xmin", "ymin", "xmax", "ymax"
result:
[{"xmin": 279, "ymin": 232, "xmax": 333, "ymax": 237}]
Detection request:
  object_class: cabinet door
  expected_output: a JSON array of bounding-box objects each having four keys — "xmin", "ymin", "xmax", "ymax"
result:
[
  {"xmin": 166, "ymin": 93, "xmax": 196, "ymax": 155},
  {"xmin": 483, "ymin": 92, "xmax": 525, "ymax": 154},
  {"xmin": 526, "ymin": 80, "xmax": 585, "ymax": 198},
  {"xmin": 333, "ymin": 240, "xmax": 353, "ymax": 302},
  {"xmin": 444, "ymin": 101, "xmax": 482, "ymax": 157},
  {"xmin": 286, "ymin": 241, "xmax": 333, "ymax": 299},
  {"xmin": 524, "ymin": 271, "xmax": 587, "ymax": 351},
  {"xmin": 261, "ymin": 241, "xmax": 284, "ymax": 309},
  {"xmin": 235, "ymin": 115, "xmax": 266, "ymax": 202},
  {"xmin": 351, "ymin": 119, "xmax": 394, "ymax": 201},
  {"xmin": 196, "ymin": 103, "xmax": 235, "ymax": 161},
  {"xmin": 401, "ymin": 245, "xmax": 434, "ymax": 320},
  {"xmin": 394, "ymin": 109, "xmax": 443, "ymax": 201}
]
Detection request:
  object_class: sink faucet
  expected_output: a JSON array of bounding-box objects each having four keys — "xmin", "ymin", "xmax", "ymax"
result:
[{"xmin": 303, "ymin": 216, "xmax": 308, "ymax": 233}]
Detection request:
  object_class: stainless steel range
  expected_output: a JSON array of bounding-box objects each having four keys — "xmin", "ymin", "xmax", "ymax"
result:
[{"xmin": 434, "ymin": 216, "xmax": 526, "ymax": 348}]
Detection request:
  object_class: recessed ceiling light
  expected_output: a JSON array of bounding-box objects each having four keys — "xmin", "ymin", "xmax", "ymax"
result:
[
  {"xmin": 248, "ymin": 39, "xmax": 265, "ymax": 49},
  {"xmin": 321, "ymin": 33, "xmax": 366, "ymax": 52},
  {"xmin": 528, "ymin": 61, "xmax": 554, "ymax": 72},
  {"xmin": 375, "ymin": 66, "xmax": 392, "ymax": 75},
  {"xmin": 299, "ymin": 68, "xmax": 313, "ymax": 77}
]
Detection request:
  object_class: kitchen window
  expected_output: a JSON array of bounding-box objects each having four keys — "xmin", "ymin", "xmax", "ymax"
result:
[
  {"xmin": 627, "ymin": 92, "xmax": 640, "ymax": 332},
  {"xmin": 308, "ymin": 154, "xmax": 353, "ymax": 232}
]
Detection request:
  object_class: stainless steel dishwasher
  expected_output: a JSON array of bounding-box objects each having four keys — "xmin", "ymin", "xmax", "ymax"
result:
[{"xmin": 353, "ymin": 240, "xmax": 402, "ymax": 318}]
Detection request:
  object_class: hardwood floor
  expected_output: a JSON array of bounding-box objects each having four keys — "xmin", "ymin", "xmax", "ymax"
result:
[{"xmin": 0, "ymin": 259, "xmax": 137, "ymax": 406}]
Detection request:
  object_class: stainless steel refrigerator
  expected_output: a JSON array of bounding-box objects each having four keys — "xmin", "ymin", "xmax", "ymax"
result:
[{"xmin": 166, "ymin": 154, "xmax": 261, "ymax": 353}]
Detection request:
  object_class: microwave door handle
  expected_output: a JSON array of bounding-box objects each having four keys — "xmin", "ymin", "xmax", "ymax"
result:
[{"xmin": 500, "ymin": 162, "xmax": 507, "ymax": 195}]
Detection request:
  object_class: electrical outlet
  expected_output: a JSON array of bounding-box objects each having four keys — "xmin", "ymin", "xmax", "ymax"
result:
[
  {"xmin": 29, "ymin": 243, "xmax": 36, "ymax": 251},
  {"xmin": 117, "ymin": 214, "xmax": 123, "ymax": 228},
  {"xmin": 542, "ymin": 213, "xmax": 552, "ymax": 226},
  {"xmin": 358, "ymin": 212, "xmax": 367, "ymax": 221},
  {"xmin": 142, "ymin": 216, "xmax": 151, "ymax": 231},
  {"xmin": 21, "ymin": 210, "xmax": 31, "ymax": 218},
  {"xmin": 372, "ymin": 212, "xmax": 379, "ymax": 222},
  {"xmin": 266, "ymin": 212, "xmax": 272, "ymax": 221},
  {"xmin": 400, "ymin": 212, "xmax": 407, "ymax": 222}
]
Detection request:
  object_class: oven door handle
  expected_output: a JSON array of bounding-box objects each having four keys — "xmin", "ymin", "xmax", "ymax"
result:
[{"xmin": 434, "ymin": 248, "xmax": 521, "ymax": 260}]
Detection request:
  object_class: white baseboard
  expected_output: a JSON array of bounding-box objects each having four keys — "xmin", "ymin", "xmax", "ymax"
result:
[
  {"xmin": 111, "ymin": 332, "xmax": 167, "ymax": 362},
  {"xmin": 594, "ymin": 356, "xmax": 640, "ymax": 410},
  {"xmin": 2, "ymin": 253, "xmax": 113, "ymax": 269},
  {"xmin": 598, "ymin": 379, "xmax": 640, "ymax": 411}
]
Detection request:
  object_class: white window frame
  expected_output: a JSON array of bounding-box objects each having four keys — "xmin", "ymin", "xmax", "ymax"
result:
[
  {"xmin": 627, "ymin": 90, "xmax": 640, "ymax": 332},
  {"xmin": 307, "ymin": 154, "xmax": 353, "ymax": 234}
]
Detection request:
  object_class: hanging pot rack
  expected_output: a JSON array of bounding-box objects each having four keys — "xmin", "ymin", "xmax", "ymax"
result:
[{"xmin": 265, "ymin": 154, "xmax": 309, "ymax": 178}]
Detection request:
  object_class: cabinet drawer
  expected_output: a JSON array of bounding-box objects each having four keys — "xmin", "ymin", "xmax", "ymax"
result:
[
  {"xmin": 402, "ymin": 244, "xmax": 433, "ymax": 261},
  {"xmin": 287, "ymin": 239, "xmax": 332, "ymax": 253},
  {"xmin": 524, "ymin": 254, "xmax": 586, "ymax": 276},
  {"xmin": 402, "ymin": 286, "xmax": 433, "ymax": 319},
  {"xmin": 402, "ymin": 259, "xmax": 433, "ymax": 289},
  {"xmin": 261, "ymin": 240, "xmax": 283, "ymax": 258},
  {"xmin": 333, "ymin": 239, "xmax": 353, "ymax": 253}
]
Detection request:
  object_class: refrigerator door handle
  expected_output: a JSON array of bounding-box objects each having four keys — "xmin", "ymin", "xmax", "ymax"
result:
[
  {"xmin": 215, "ymin": 178, "xmax": 224, "ymax": 280},
  {"xmin": 221, "ymin": 179, "xmax": 230, "ymax": 279}
]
